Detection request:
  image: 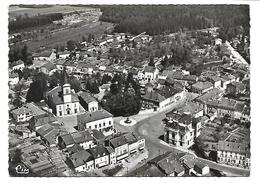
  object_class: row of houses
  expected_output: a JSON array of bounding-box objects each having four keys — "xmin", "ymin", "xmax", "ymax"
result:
[{"xmin": 65, "ymin": 132, "xmax": 145, "ymax": 172}]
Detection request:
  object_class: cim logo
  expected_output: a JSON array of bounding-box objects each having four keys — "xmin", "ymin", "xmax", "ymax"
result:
[{"xmin": 15, "ymin": 164, "xmax": 29, "ymax": 175}]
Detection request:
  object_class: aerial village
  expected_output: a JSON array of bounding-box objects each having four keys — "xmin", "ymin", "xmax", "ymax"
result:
[{"xmin": 8, "ymin": 5, "xmax": 250, "ymax": 177}]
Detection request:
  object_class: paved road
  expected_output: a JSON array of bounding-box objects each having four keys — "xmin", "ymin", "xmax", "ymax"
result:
[
  {"xmin": 113, "ymin": 92, "xmax": 250, "ymax": 176},
  {"xmin": 130, "ymin": 104, "xmax": 250, "ymax": 176}
]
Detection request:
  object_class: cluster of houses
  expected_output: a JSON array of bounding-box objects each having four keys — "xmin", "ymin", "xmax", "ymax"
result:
[
  {"xmin": 57, "ymin": 131, "xmax": 145, "ymax": 172},
  {"xmin": 8, "ymin": 28, "xmax": 250, "ymax": 175},
  {"xmin": 129, "ymin": 151, "xmax": 210, "ymax": 177}
]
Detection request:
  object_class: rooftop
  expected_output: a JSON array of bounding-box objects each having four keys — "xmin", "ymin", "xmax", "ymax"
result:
[
  {"xmin": 192, "ymin": 81, "xmax": 213, "ymax": 91},
  {"xmin": 69, "ymin": 150, "xmax": 93, "ymax": 168},
  {"xmin": 77, "ymin": 109, "xmax": 113, "ymax": 126},
  {"xmin": 88, "ymin": 145, "xmax": 109, "ymax": 159},
  {"xmin": 217, "ymin": 140, "xmax": 250, "ymax": 156}
]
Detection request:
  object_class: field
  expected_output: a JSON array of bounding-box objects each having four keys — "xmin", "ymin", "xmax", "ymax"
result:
[
  {"xmin": 25, "ymin": 21, "xmax": 114, "ymax": 52},
  {"xmin": 9, "ymin": 5, "xmax": 94, "ymax": 18}
]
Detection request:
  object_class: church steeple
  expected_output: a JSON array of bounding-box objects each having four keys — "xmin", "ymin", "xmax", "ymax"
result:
[
  {"xmin": 62, "ymin": 67, "xmax": 72, "ymax": 103},
  {"xmin": 62, "ymin": 67, "xmax": 69, "ymax": 85}
]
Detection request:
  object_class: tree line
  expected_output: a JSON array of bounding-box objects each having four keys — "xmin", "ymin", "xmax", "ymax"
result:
[
  {"xmin": 9, "ymin": 13, "xmax": 63, "ymax": 32},
  {"xmin": 99, "ymin": 5, "xmax": 249, "ymax": 36}
]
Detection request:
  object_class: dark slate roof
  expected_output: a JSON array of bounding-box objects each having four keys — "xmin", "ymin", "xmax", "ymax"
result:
[
  {"xmin": 105, "ymin": 146, "xmax": 115, "ymax": 154},
  {"xmin": 217, "ymin": 141, "xmax": 250, "ymax": 156},
  {"xmin": 88, "ymin": 145, "xmax": 109, "ymax": 159},
  {"xmin": 156, "ymin": 86, "xmax": 183, "ymax": 99},
  {"xmin": 69, "ymin": 150, "xmax": 93, "ymax": 168},
  {"xmin": 66, "ymin": 144, "xmax": 84, "ymax": 154},
  {"xmin": 59, "ymin": 130, "xmax": 94, "ymax": 146},
  {"xmin": 141, "ymin": 91, "xmax": 165, "ymax": 103},
  {"xmin": 92, "ymin": 129, "xmax": 105, "ymax": 140},
  {"xmin": 144, "ymin": 66, "xmax": 156, "ymax": 73},
  {"xmin": 109, "ymin": 134, "xmax": 128, "ymax": 148},
  {"xmin": 71, "ymin": 130, "xmax": 93, "ymax": 144},
  {"xmin": 123, "ymin": 132, "xmax": 138, "ymax": 145},
  {"xmin": 36, "ymin": 123, "xmax": 68, "ymax": 145},
  {"xmin": 59, "ymin": 134, "xmax": 74, "ymax": 146},
  {"xmin": 77, "ymin": 91, "xmax": 97, "ymax": 104},
  {"xmin": 47, "ymin": 86, "xmax": 79, "ymax": 105},
  {"xmin": 149, "ymin": 151, "xmax": 185, "ymax": 175}
]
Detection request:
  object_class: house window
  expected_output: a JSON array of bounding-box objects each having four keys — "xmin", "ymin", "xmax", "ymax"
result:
[
  {"xmin": 95, "ymin": 125, "xmax": 97, "ymax": 129},
  {"xmin": 109, "ymin": 121, "xmax": 111, "ymax": 125},
  {"xmin": 89, "ymin": 126, "xmax": 91, "ymax": 129},
  {"xmin": 99, "ymin": 123, "xmax": 101, "ymax": 128},
  {"xmin": 59, "ymin": 111, "xmax": 62, "ymax": 116},
  {"xmin": 103, "ymin": 122, "xmax": 106, "ymax": 127},
  {"xmin": 59, "ymin": 106, "xmax": 62, "ymax": 110},
  {"xmin": 74, "ymin": 109, "xmax": 77, "ymax": 113}
]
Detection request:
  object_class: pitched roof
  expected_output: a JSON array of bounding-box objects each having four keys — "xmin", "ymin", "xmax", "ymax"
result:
[
  {"xmin": 59, "ymin": 130, "xmax": 94, "ymax": 146},
  {"xmin": 195, "ymin": 88, "xmax": 224, "ymax": 103},
  {"xmin": 69, "ymin": 150, "xmax": 93, "ymax": 168},
  {"xmin": 92, "ymin": 129, "xmax": 105, "ymax": 140},
  {"xmin": 217, "ymin": 141, "xmax": 250, "ymax": 156},
  {"xmin": 9, "ymin": 72, "xmax": 19, "ymax": 78},
  {"xmin": 47, "ymin": 86, "xmax": 79, "ymax": 105},
  {"xmin": 150, "ymin": 152, "xmax": 185, "ymax": 175},
  {"xmin": 192, "ymin": 81, "xmax": 213, "ymax": 91},
  {"xmin": 41, "ymin": 62, "xmax": 56, "ymax": 71},
  {"xmin": 156, "ymin": 86, "xmax": 183, "ymax": 99},
  {"xmin": 36, "ymin": 123, "xmax": 68, "ymax": 145},
  {"xmin": 11, "ymin": 106, "xmax": 32, "ymax": 116},
  {"xmin": 77, "ymin": 110, "xmax": 113, "ymax": 125},
  {"xmin": 109, "ymin": 134, "xmax": 128, "ymax": 148},
  {"xmin": 11, "ymin": 59, "xmax": 24, "ymax": 67},
  {"xmin": 123, "ymin": 132, "xmax": 138, "ymax": 144},
  {"xmin": 128, "ymin": 163, "xmax": 166, "ymax": 177},
  {"xmin": 144, "ymin": 66, "xmax": 156, "ymax": 73},
  {"xmin": 141, "ymin": 91, "xmax": 165, "ymax": 103},
  {"xmin": 178, "ymin": 102, "xmax": 203, "ymax": 115},
  {"xmin": 88, "ymin": 145, "xmax": 109, "ymax": 159},
  {"xmin": 38, "ymin": 50, "xmax": 54, "ymax": 57},
  {"xmin": 77, "ymin": 91, "xmax": 97, "ymax": 104}
]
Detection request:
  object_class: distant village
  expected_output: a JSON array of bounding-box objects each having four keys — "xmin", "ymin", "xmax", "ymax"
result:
[{"xmin": 8, "ymin": 24, "xmax": 250, "ymax": 177}]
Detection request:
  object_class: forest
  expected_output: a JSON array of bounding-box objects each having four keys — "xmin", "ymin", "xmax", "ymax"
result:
[
  {"xmin": 9, "ymin": 13, "xmax": 63, "ymax": 32},
  {"xmin": 99, "ymin": 5, "xmax": 250, "ymax": 36}
]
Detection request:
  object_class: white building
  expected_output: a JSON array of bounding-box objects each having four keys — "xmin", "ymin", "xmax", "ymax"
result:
[
  {"xmin": 77, "ymin": 109, "xmax": 114, "ymax": 136},
  {"xmin": 11, "ymin": 60, "xmax": 25, "ymax": 71},
  {"xmin": 9, "ymin": 72, "xmax": 19, "ymax": 85},
  {"xmin": 88, "ymin": 145, "xmax": 110, "ymax": 168},
  {"xmin": 46, "ymin": 74, "xmax": 80, "ymax": 117},
  {"xmin": 217, "ymin": 141, "xmax": 250, "ymax": 169}
]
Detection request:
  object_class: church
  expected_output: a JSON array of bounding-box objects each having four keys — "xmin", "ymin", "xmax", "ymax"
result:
[{"xmin": 46, "ymin": 70, "xmax": 80, "ymax": 117}]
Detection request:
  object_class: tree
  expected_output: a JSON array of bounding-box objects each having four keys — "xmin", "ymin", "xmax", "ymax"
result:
[
  {"xmin": 82, "ymin": 36, "xmax": 87, "ymax": 42},
  {"xmin": 148, "ymin": 56, "xmax": 155, "ymax": 66},
  {"xmin": 69, "ymin": 76, "xmax": 81, "ymax": 93},
  {"xmin": 21, "ymin": 45, "xmax": 29, "ymax": 64},
  {"xmin": 101, "ymin": 74, "xmax": 112, "ymax": 85},
  {"xmin": 26, "ymin": 72, "xmax": 48, "ymax": 103},
  {"xmin": 87, "ymin": 33, "xmax": 95, "ymax": 43},
  {"xmin": 67, "ymin": 40, "xmax": 76, "ymax": 52}
]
